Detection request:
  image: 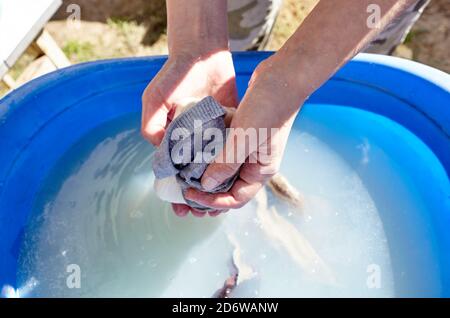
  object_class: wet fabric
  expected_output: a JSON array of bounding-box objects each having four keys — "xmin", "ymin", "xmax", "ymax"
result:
[{"xmin": 152, "ymin": 96, "xmax": 238, "ymax": 211}]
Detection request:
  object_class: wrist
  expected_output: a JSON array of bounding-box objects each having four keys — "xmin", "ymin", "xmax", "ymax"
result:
[
  {"xmin": 251, "ymin": 55, "xmax": 308, "ymax": 112},
  {"xmin": 169, "ymin": 39, "xmax": 230, "ymax": 61},
  {"xmin": 269, "ymin": 51, "xmax": 319, "ymax": 98},
  {"xmin": 167, "ymin": 0, "xmax": 229, "ymax": 59},
  {"xmin": 167, "ymin": 49, "xmax": 233, "ymax": 71}
]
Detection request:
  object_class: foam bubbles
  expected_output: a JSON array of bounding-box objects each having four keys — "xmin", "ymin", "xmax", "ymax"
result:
[{"xmin": 15, "ymin": 107, "xmax": 439, "ymax": 297}]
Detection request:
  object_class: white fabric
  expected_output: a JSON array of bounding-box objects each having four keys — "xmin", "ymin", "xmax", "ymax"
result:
[{"xmin": 153, "ymin": 98, "xmax": 201, "ymax": 205}]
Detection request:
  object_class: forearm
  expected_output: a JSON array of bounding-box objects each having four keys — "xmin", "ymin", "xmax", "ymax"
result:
[
  {"xmin": 260, "ymin": 0, "xmax": 417, "ymax": 109},
  {"xmin": 167, "ymin": 0, "xmax": 229, "ymax": 58}
]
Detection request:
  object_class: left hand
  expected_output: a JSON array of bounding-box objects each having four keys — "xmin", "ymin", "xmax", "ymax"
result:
[{"xmin": 184, "ymin": 58, "xmax": 306, "ymax": 213}]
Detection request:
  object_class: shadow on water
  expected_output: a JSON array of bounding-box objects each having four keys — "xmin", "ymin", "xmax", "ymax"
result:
[{"xmin": 16, "ymin": 114, "xmax": 223, "ymax": 297}]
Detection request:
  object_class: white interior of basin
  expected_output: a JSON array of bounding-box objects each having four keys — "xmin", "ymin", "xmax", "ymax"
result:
[{"xmin": 10, "ymin": 104, "xmax": 448, "ymax": 298}]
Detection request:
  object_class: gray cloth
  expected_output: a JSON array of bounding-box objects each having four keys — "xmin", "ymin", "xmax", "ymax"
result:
[{"xmin": 152, "ymin": 96, "xmax": 238, "ymax": 211}]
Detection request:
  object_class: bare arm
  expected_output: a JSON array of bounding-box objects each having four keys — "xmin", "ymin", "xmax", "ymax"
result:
[
  {"xmin": 142, "ymin": 0, "xmax": 237, "ymax": 217},
  {"xmin": 166, "ymin": 0, "xmax": 229, "ymax": 58},
  {"xmin": 260, "ymin": 0, "xmax": 417, "ymax": 107},
  {"xmin": 189, "ymin": 0, "xmax": 419, "ymax": 211}
]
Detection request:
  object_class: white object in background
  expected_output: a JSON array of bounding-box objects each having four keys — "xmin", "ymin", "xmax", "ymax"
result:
[{"xmin": 0, "ymin": 0, "xmax": 62, "ymax": 78}]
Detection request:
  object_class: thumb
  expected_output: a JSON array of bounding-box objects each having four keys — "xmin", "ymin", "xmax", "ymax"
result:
[
  {"xmin": 141, "ymin": 115, "xmax": 166, "ymax": 146},
  {"xmin": 201, "ymin": 161, "xmax": 242, "ymax": 191},
  {"xmin": 201, "ymin": 126, "xmax": 252, "ymax": 191},
  {"xmin": 141, "ymin": 96, "xmax": 170, "ymax": 146}
]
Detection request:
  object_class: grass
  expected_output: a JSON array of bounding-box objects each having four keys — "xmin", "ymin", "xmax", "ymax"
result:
[
  {"xmin": 107, "ymin": 17, "xmax": 138, "ymax": 34},
  {"xmin": 106, "ymin": 17, "xmax": 141, "ymax": 55},
  {"xmin": 0, "ymin": 51, "xmax": 39, "ymax": 98},
  {"xmin": 63, "ymin": 40, "xmax": 95, "ymax": 62},
  {"xmin": 404, "ymin": 29, "xmax": 427, "ymax": 44}
]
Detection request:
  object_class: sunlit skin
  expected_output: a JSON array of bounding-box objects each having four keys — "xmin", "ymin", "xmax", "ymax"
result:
[{"xmin": 141, "ymin": 0, "xmax": 416, "ymax": 217}]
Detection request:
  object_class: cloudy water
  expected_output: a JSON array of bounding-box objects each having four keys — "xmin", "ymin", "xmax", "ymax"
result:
[{"xmin": 11, "ymin": 105, "xmax": 445, "ymax": 297}]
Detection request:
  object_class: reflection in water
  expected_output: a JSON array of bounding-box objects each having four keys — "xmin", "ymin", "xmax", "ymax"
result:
[
  {"xmin": 16, "ymin": 112, "xmax": 396, "ymax": 297},
  {"xmin": 1, "ymin": 278, "xmax": 38, "ymax": 298}
]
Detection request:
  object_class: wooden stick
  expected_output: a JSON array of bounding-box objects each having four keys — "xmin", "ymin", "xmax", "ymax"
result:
[
  {"xmin": 34, "ymin": 29, "xmax": 70, "ymax": 68},
  {"xmin": 2, "ymin": 74, "xmax": 17, "ymax": 89}
]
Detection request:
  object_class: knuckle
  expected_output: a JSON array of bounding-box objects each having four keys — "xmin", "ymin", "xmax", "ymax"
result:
[
  {"xmin": 221, "ymin": 163, "xmax": 239, "ymax": 177},
  {"xmin": 232, "ymin": 200, "xmax": 247, "ymax": 209},
  {"xmin": 260, "ymin": 163, "xmax": 279, "ymax": 179},
  {"xmin": 239, "ymin": 164, "xmax": 260, "ymax": 182},
  {"xmin": 231, "ymin": 192, "xmax": 250, "ymax": 209},
  {"xmin": 211, "ymin": 163, "xmax": 238, "ymax": 180}
]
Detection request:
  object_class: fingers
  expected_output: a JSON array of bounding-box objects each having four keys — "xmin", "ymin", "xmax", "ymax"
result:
[
  {"xmin": 201, "ymin": 130, "xmax": 245, "ymax": 191},
  {"xmin": 190, "ymin": 208, "xmax": 207, "ymax": 218},
  {"xmin": 171, "ymin": 203, "xmax": 224, "ymax": 218},
  {"xmin": 201, "ymin": 161, "xmax": 242, "ymax": 192},
  {"xmin": 214, "ymin": 76, "xmax": 239, "ymax": 109},
  {"xmin": 208, "ymin": 210, "xmax": 225, "ymax": 217},
  {"xmin": 190, "ymin": 208, "xmax": 225, "ymax": 217},
  {"xmin": 176, "ymin": 161, "xmax": 277, "ymax": 212},
  {"xmin": 141, "ymin": 86, "xmax": 172, "ymax": 146},
  {"xmin": 185, "ymin": 176, "xmax": 264, "ymax": 210},
  {"xmin": 141, "ymin": 105, "xmax": 169, "ymax": 146},
  {"xmin": 186, "ymin": 161, "xmax": 276, "ymax": 210},
  {"xmin": 171, "ymin": 203, "xmax": 190, "ymax": 217},
  {"xmin": 202, "ymin": 119, "xmax": 267, "ymax": 191}
]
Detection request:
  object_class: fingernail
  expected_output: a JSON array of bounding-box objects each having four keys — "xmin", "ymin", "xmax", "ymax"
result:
[{"xmin": 202, "ymin": 177, "xmax": 218, "ymax": 191}]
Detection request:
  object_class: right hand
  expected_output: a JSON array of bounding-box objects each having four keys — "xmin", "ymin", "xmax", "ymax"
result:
[{"xmin": 141, "ymin": 50, "xmax": 238, "ymax": 217}]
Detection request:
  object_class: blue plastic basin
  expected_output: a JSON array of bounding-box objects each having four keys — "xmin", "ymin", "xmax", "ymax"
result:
[{"xmin": 0, "ymin": 52, "xmax": 449, "ymax": 297}]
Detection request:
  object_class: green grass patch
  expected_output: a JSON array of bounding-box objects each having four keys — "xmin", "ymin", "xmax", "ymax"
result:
[
  {"xmin": 63, "ymin": 40, "xmax": 95, "ymax": 62},
  {"xmin": 404, "ymin": 29, "xmax": 426, "ymax": 44},
  {"xmin": 107, "ymin": 17, "xmax": 138, "ymax": 34}
]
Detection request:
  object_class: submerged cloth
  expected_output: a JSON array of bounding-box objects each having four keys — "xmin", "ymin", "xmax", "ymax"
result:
[{"xmin": 152, "ymin": 96, "xmax": 238, "ymax": 211}]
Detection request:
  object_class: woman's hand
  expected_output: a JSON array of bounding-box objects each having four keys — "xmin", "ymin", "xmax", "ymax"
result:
[
  {"xmin": 141, "ymin": 50, "xmax": 238, "ymax": 217},
  {"xmin": 184, "ymin": 57, "xmax": 307, "ymax": 212},
  {"xmin": 144, "ymin": 0, "xmax": 417, "ymax": 216},
  {"xmin": 141, "ymin": 51, "xmax": 238, "ymax": 145}
]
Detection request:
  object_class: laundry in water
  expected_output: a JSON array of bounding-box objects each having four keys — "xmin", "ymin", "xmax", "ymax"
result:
[{"xmin": 152, "ymin": 96, "xmax": 237, "ymax": 211}]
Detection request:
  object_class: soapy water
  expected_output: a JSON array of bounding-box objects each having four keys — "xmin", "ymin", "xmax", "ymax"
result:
[
  {"xmin": 10, "ymin": 105, "xmax": 445, "ymax": 297},
  {"xmin": 1, "ymin": 278, "xmax": 38, "ymax": 298}
]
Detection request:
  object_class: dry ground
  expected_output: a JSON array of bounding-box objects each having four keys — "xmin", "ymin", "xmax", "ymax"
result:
[{"xmin": 1, "ymin": 0, "xmax": 448, "ymax": 97}]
